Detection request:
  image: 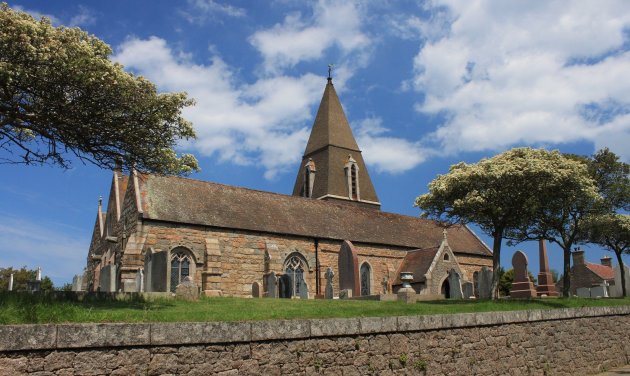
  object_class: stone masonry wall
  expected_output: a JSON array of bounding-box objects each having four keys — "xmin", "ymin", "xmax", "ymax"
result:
[
  {"xmin": 1, "ymin": 306, "xmax": 629, "ymax": 375},
  {"xmin": 138, "ymin": 220, "xmax": 489, "ymax": 298}
]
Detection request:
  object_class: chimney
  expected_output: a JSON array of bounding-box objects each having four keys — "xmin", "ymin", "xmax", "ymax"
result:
[
  {"xmin": 601, "ymin": 256, "xmax": 612, "ymax": 268},
  {"xmin": 572, "ymin": 248, "xmax": 585, "ymax": 266}
]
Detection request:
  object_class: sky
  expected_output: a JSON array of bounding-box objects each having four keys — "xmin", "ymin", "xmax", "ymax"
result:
[{"xmin": 1, "ymin": 0, "xmax": 629, "ymax": 287}]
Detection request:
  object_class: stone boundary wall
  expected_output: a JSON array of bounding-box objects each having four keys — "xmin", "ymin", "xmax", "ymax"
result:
[{"xmin": 1, "ymin": 306, "xmax": 630, "ymax": 375}]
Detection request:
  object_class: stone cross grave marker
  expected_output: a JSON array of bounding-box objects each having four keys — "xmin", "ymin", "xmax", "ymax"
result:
[
  {"xmin": 251, "ymin": 281, "xmax": 261, "ymax": 298},
  {"xmin": 448, "ymin": 269, "xmax": 464, "ymax": 299},
  {"xmin": 325, "ymin": 267, "xmax": 335, "ymax": 299},
  {"xmin": 477, "ymin": 266, "xmax": 493, "ymax": 299},
  {"xmin": 175, "ymin": 276, "xmax": 200, "ymax": 301},
  {"xmin": 338, "ymin": 240, "xmax": 360, "ymax": 296},
  {"xmin": 510, "ymin": 250, "xmax": 537, "ymax": 298},
  {"xmin": 266, "ymin": 272, "xmax": 278, "ymax": 298}
]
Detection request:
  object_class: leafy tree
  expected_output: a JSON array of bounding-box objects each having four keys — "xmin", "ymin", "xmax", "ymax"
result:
[
  {"xmin": 584, "ymin": 214, "xmax": 630, "ymax": 297},
  {"xmin": 0, "ymin": 266, "xmax": 53, "ymax": 291},
  {"xmin": 416, "ymin": 148, "xmax": 587, "ymax": 299},
  {"xmin": 587, "ymin": 148, "xmax": 630, "ymax": 211},
  {"xmin": 0, "ymin": 4, "xmax": 198, "ymax": 174}
]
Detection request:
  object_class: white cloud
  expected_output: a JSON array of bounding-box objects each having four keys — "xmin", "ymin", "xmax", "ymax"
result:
[
  {"xmin": 68, "ymin": 5, "xmax": 96, "ymax": 27},
  {"xmin": 114, "ymin": 37, "xmax": 324, "ymax": 178},
  {"xmin": 181, "ymin": 0, "xmax": 246, "ymax": 24},
  {"xmin": 249, "ymin": 0, "xmax": 370, "ymax": 74},
  {"xmin": 12, "ymin": 5, "xmax": 61, "ymax": 25},
  {"xmin": 409, "ymin": 0, "xmax": 630, "ymax": 161},
  {"xmin": 0, "ymin": 214, "xmax": 87, "ymax": 286},
  {"xmin": 354, "ymin": 117, "xmax": 428, "ymax": 174}
]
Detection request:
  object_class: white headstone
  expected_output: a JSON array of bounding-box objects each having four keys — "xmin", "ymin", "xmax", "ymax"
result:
[
  {"xmin": 36, "ymin": 267, "xmax": 42, "ymax": 281},
  {"xmin": 8, "ymin": 273, "xmax": 13, "ymax": 291}
]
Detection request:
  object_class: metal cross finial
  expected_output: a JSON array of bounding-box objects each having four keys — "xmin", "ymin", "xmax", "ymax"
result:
[{"xmin": 327, "ymin": 64, "xmax": 335, "ymax": 80}]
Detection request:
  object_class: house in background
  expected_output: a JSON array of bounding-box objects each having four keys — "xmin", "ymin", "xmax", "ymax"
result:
[{"xmin": 558, "ymin": 249, "xmax": 615, "ymax": 295}]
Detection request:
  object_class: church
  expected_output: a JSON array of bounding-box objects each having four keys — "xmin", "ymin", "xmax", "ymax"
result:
[{"xmin": 84, "ymin": 77, "xmax": 493, "ymax": 298}]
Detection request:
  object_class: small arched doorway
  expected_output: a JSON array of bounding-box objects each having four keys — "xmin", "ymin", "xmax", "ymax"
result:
[{"xmin": 441, "ymin": 278, "xmax": 450, "ymax": 299}]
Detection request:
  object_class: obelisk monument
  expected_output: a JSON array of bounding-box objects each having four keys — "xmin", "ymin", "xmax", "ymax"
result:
[{"xmin": 536, "ymin": 239, "xmax": 559, "ymax": 296}]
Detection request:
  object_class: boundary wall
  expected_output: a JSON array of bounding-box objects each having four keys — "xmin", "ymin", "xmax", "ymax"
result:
[{"xmin": 1, "ymin": 306, "xmax": 630, "ymax": 375}]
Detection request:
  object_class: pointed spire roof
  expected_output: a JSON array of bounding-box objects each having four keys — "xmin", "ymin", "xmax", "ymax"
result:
[
  {"xmin": 304, "ymin": 79, "xmax": 360, "ymax": 155},
  {"xmin": 293, "ymin": 78, "xmax": 380, "ymax": 209}
]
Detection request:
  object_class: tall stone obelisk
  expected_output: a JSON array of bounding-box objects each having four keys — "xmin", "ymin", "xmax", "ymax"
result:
[{"xmin": 537, "ymin": 239, "xmax": 559, "ymax": 296}]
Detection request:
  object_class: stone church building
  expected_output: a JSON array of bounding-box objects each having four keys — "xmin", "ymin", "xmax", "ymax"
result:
[{"xmin": 85, "ymin": 77, "xmax": 493, "ymax": 298}]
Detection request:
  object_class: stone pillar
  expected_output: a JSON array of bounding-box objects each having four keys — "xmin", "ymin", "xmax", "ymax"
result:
[
  {"xmin": 537, "ymin": 240, "xmax": 559, "ymax": 297},
  {"xmin": 8, "ymin": 273, "xmax": 13, "ymax": 291}
]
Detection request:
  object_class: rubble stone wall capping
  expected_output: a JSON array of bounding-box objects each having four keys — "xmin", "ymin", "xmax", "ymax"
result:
[{"xmin": 1, "ymin": 306, "xmax": 630, "ymax": 375}]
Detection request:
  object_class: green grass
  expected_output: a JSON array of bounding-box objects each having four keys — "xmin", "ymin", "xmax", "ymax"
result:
[{"xmin": 1, "ymin": 292, "xmax": 629, "ymax": 324}]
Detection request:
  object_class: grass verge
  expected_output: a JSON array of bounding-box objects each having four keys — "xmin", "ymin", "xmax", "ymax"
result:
[{"xmin": 1, "ymin": 292, "xmax": 629, "ymax": 324}]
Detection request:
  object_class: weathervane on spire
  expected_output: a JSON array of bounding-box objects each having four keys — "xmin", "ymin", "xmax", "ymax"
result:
[{"xmin": 327, "ymin": 63, "xmax": 335, "ymax": 80}]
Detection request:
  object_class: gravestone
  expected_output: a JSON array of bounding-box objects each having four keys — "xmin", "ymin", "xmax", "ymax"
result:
[
  {"xmin": 72, "ymin": 275, "xmax": 83, "ymax": 292},
  {"xmin": 252, "ymin": 282, "xmax": 261, "ymax": 298},
  {"xmin": 279, "ymin": 274, "xmax": 291, "ymax": 298},
  {"xmin": 338, "ymin": 240, "xmax": 360, "ymax": 297},
  {"xmin": 339, "ymin": 289, "xmax": 352, "ymax": 299},
  {"xmin": 462, "ymin": 281, "xmax": 474, "ymax": 299},
  {"xmin": 137, "ymin": 269, "xmax": 144, "ymax": 293},
  {"xmin": 609, "ymin": 265, "xmax": 630, "ymax": 298},
  {"xmin": 145, "ymin": 249, "xmax": 168, "ymax": 292},
  {"xmin": 298, "ymin": 281, "xmax": 309, "ymax": 299},
  {"xmin": 175, "ymin": 276, "xmax": 199, "ymax": 301},
  {"xmin": 99, "ymin": 264, "xmax": 117, "ymax": 292},
  {"xmin": 477, "ymin": 266, "xmax": 493, "ymax": 299},
  {"xmin": 576, "ymin": 287, "xmax": 591, "ymax": 298},
  {"xmin": 325, "ymin": 267, "xmax": 335, "ymax": 299},
  {"xmin": 510, "ymin": 250, "xmax": 537, "ymax": 298},
  {"xmin": 536, "ymin": 240, "xmax": 559, "ymax": 296},
  {"xmin": 591, "ymin": 283, "xmax": 609, "ymax": 298},
  {"xmin": 447, "ymin": 269, "xmax": 463, "ymax": 299},
  {"xmin": 266, "ymin": 272, "xmax": 278, "ymax": 298}
]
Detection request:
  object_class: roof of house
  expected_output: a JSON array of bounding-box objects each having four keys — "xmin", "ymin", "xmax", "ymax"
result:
[
  {"xmin": 392, "ymin": 247, "xmax": 440, "ymax": 284},
  {"xmin": 585, "ymin": 262, "xmax": 614, "ymax": 280},
  {"xmin": 137, "ymin": 174, "xmax": 492, "ymax": 256}
]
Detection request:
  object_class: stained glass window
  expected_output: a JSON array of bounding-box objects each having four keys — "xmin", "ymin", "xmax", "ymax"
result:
[{"xmin": 284, "ymin": 254, "xmax": 307, "ymax": 298}]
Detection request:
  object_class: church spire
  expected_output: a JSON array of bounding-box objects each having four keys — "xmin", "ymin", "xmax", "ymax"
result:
[{"xmin": 292, "ymin": 77, "xmax": 380, "ymax": 210}]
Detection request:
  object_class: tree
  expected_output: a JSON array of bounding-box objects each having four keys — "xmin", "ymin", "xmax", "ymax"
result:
[
  {"xmin": 0, "ymin": 266, "xmax": 54, "ymax": 291},
  {"xmin": 587, "ymin": 148, "xmax": 630, "ymax": 212},
  {"xmin": 506, "ymin": 153, "xmax": 601, "ymax": 297},
  {"xmin": 584, "ymin": 214, "xmax": 630, "ymax": 297},
  {"xmin": 0, "ymin": 4, "xmax": 199, "ymax": 174},
  {"xmin": 416, "ymin": 148, "xmax": 559, "ymax": 299}
]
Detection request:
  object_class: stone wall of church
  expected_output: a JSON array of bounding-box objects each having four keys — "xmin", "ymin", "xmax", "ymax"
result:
[
  {"xmin": 137, "ymin": 221, "xmax": 420, "ymax": 297},
  {"xmin": 1, "ymin": 306, "xmax": 629, "ymax": 375},
  {"xmin": 454, "ymin": 254, "xmax": 493, "ymax": 281}
]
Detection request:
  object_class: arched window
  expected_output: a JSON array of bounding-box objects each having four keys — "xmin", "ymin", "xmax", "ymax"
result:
[
  {"xmin": 344, "ymin": 155, "xmax": 360, "ymax": 200},
  {"xmin": 283, "ymin": 253, "xmax": 308, "ymax": 298},
  {"xmin": 360, "ymin": 262, "xmax": 371, "ymax": 296},
  {"xmin": 444, "ymin": 253, "xmax": 450, "ymax": 261},
  {"xmin": 170, "ymin": 249, "xmax": 193, "ymax": 292},
  {"xmin": 303, "ymin": 158, "xmax": 316, "ymax": 198}
]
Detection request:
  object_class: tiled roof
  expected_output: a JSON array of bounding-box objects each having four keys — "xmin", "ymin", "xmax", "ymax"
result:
[
  {"xmin": 585, "ymin": 262, "xmax": 614, "ymax": 280},
  {"xmin": 392, "ymin": 247, "xmax": 440, "ymax": 284},
  {"xmin": 138, "ymin": 174, "xmax": 492, "ymax": 256}
]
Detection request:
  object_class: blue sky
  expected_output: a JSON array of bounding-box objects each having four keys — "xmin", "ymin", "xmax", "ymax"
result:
[{"xmin": 2, "ymin": 1, "xmax": 630, "ymax": 286}]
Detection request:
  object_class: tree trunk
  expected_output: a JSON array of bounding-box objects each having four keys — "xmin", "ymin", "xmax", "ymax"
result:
[
  {"xmin": 615, "ymin": 250, "xmax": 626, "ymax": 298},
  {"xmin": 562, "ymin": 246, "xmax": 571, "ymax": 297},
  {"xmin": 491, "ymin": 230, "xmax": 503, "ymax": 300}
]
